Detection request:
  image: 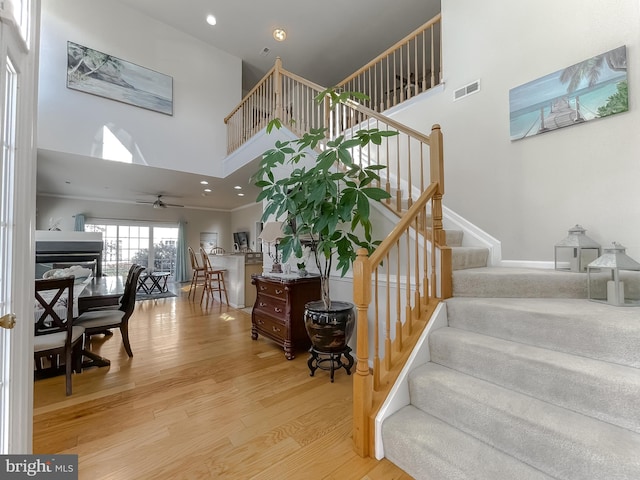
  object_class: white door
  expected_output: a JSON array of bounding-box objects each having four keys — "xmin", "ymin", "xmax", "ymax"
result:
[{"xmin": 0, "ymin": 0, "xmax": 39, "ymax": 454}]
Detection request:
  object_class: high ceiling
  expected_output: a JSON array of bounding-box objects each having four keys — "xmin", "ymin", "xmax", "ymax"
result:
[{"xmin": 37, "ymin": 0, "xmax": 440, "ymax": 211}]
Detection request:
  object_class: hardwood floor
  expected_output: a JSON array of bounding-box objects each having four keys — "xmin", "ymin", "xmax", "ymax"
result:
[{"xmin": 33, "ymin": 285, "xmax": 412, "ymax": 480}]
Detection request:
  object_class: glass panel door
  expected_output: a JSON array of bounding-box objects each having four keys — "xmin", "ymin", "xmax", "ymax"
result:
[
  {"xmin": 0, "ymin": 54, "xmax": 17, "ymax": 454},
  {"xmin": 86, "ymin": 223, "xmax": 178, "ymax": 279},
  {"xmin": 151, "ymin": 227, "xmax": 178, "ymax": 274}
]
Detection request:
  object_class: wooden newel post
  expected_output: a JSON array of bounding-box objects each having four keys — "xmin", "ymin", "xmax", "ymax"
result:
[
  {"xmin": 429, "ymin": 124, "xmax": 452, "ymax": 298},
  {"xmin": 274, "ymin": 57, "xmax": 283, "ymax": 120},
  {"xmin": 429, "ymin": 124, "xmax": 445, "ymax": 244},
  {"xmin": 353, "ymin": 247, "xmax": 373, "ymax": 457}
]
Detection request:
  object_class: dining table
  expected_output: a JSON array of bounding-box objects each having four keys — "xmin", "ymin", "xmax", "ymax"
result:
[{"xmin": 78, "ymin": 275, "xmax": 124, "ymax": 314}]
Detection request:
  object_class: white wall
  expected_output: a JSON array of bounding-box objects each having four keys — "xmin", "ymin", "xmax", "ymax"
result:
[
  {"xmin": 392, "ymin": 0, "xmax": 640, "ymax": 261},
  {"xmin": 38, "ymin": 0, "xmax": 241, "ymax": 177}
]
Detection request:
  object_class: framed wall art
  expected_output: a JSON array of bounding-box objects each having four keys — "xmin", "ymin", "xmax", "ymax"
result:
[
  {"xmin": 509, "ymin": 45, "xmax": 627, "ymax": 141},
  {"xmin": 67, "ymin": 41, "xmax": 173, "ymax": 116},
  {"xmin": 199, "ymin": 232, "xmax": 218, "ymax": 252}
]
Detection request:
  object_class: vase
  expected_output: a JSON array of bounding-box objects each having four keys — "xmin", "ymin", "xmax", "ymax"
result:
[{"xmin": 303, "ymin": 300, "xmax": 355, "ymax": 353}]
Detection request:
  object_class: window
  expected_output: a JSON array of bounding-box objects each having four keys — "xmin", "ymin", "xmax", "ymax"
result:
[{"xmin": 86, "ymin": 222, "xmax": 178, "ymax": 278}]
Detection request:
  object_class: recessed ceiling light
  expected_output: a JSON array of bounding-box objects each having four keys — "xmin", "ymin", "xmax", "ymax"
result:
[
  {"xmin": 204, "ymin": 188, "xmax": 212, "ymax": 193},
  {"xmin": 238, "ymin": 193, "xmax": 245, "ymax": 197},
  {"xmin": 273, "ymin": 28, "xmax": 286, "ymax": 42},
  {"xmin": 206, "ymin": 14, "xmax": 216, "ymax": 26},
  {"xmin": 234, "ymin": 185, "xmax": 242, "ymax": 190},
  {"xmin": 200, "ymin": 180, "xmax": 209, "ymax": 185}
]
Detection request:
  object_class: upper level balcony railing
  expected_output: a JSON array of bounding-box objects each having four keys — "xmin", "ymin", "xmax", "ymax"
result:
[{"xmin": 224, "ymin": 14, "xmax": 442, "ymax": 155}]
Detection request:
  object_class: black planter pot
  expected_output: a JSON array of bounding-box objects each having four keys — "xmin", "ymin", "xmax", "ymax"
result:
[{"xmin": 303, "ymin": 300, "xmax": 355, "ymax": 353}]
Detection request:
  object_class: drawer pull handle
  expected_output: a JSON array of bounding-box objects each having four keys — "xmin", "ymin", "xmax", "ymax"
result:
[
  {"xmin": 260, "ymin": 286, "xmax": 267, "ymax": 291},
  {"xmin": 259, "ymin": 302, "xmax": 267, "ymax": 307},
  {"xmin": 272, "ymin": 326, "xmax": 281, "ymax": 333},
  {"xmin": 275, "ymin": 289, "xmax": 283, "ymax": 295},
  {"xmin": 274, "ymin": 307, "xmax": 282, "ymax": 313},
  {"xmin": 257, "ymin": 319, "xmax": 264, "ymax": 325}
]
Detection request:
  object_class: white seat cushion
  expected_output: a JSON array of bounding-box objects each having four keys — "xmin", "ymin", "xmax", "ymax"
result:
[
  {"xmin": 34, "ymin": 325, "xmax": 85, "ymax": 352},
  {"xmin": 75, "ymin": 310, "xmax": 123, "ymax": 329}
]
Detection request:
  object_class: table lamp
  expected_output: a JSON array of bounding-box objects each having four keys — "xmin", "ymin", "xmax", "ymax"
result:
[{"xmin": 258, "ymin": 221, "xmax": 284, "ymax": 273}]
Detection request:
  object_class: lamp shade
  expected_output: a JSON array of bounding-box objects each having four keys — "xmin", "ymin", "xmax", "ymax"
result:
[{"xmin": 258, "ymin": 222, "xmax": 284, "ymax": 243}]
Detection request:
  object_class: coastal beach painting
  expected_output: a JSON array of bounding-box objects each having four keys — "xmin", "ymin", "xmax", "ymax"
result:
[
  {"xmin": 509, "ymin": 46, "xmax": 627, "ymax": 141},
  {"xmin": 200, "ymin": 232, "xmax": 218, "ymax": 252},
  {"xmin": 67, "ymin": 42, "xmax": 173, "ymax": 116}
]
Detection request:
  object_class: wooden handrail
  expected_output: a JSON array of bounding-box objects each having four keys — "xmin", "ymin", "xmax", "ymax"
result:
[
  {"xmin": 369, "ymin": 182, "xmax": 438, "ymax": 267},
  {"xmin": 343, "ymin": 98, "xmax": 432, "ymax": 145}
]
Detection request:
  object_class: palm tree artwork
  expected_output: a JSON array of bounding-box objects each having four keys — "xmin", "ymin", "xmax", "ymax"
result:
[
  {"xmin": 509, "ymin": 45, "xmax": 628, "ymax": 140},
  {"xmin": 66, "ymin": 41, "xmax": 173, "ymax": 115}
]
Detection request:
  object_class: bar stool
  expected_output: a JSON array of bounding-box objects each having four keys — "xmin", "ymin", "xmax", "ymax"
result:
[
  {"xmin": 200, "ymin": 247, "xmax": 229, "ymax": 306},
  {"xmin": 188, "ymin": 247, "xmax": 207, "ymax": 300}
]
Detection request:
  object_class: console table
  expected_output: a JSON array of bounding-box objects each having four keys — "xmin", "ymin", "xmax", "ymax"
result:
[{"xmin": 251, "ymin": 274, "xmax": 320, "ymax": 360}]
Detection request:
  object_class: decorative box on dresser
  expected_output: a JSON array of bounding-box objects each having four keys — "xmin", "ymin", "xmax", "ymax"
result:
[{"xmin": 251, "ymin": 274, "xmax": 321, "ymax": 360}]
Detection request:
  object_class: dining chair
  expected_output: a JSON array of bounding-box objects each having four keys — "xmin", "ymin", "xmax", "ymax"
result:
[
  {"xmin": 34, "ymin": 276, "xmax": 85, "ymax": 396},
  {"xmin": 75, "ymin": 265, "xmax": 145, "ymax": 357},
  {"xmin": 82, "ymin": 263, "xmax": 138, "ymax": 314},
  {"xmin": 188, "ymin": 247, "xmax": 207, "ymax": 300},
  {"xmin": 200, "ymin": 247, "xmax": 229, "ymax": 306},
  {"xmin": 210, "ymin": 246, "xmax": 225, "ymax": 255}
]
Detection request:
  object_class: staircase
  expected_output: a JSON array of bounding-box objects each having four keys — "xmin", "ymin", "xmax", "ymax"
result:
[{"xmin": 381, "ymin": 268, "xmax": 640, "ymax": 479}]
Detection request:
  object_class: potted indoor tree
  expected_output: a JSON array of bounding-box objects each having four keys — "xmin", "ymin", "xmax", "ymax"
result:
[{"xmin": 253, "ymin": 88, "xmax": 397, "ymax": 355}]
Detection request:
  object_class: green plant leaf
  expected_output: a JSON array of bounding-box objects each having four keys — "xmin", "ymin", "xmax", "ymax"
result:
[{"xmin": 361, "ymin": 187, "xmax": 391, "ymax": 201}]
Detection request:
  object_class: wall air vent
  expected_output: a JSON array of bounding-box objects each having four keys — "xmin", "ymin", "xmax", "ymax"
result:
[
  {"xmin": 453, "ymin": 79, "xmax": 481, "ymax": 101},
  {"xmin": 260, "ymin": 47, "xmax": 270, "ymax": 57}
]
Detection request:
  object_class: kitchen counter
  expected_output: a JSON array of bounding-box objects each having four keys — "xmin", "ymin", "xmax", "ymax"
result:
[{"xmin": 207, "ymin": 252, "xmax": 263, "ymax": 308}]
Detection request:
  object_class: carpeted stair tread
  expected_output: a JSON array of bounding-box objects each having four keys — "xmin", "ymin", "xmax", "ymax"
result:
[
  {"xmin": 409, "ymin": 363, "xmax": 640, "ymax": 480},
  {"xmin": 382, "ymin": 405, "xmax": 555, "ymax": 480},
  {"xmin": 445, "ymin": 297, "xmax": 640, "ymax": 368},
  {"xmin": 429, "ymin": 327, "xmax": 640, "ymax": 432},
  {"xmin": 452, "ymin": 267, "xmax": 594, "ymax": 297}
]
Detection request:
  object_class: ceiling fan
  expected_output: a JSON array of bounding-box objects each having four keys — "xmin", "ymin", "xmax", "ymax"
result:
[{"xmin": 136, "ymin": 195, "xmax": 184, "ymax": 209}]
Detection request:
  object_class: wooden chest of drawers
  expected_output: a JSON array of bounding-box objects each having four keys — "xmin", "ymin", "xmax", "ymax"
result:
[{"xmin": 251, "ymin": 274, "xmax": 321, "ymax": 360}]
